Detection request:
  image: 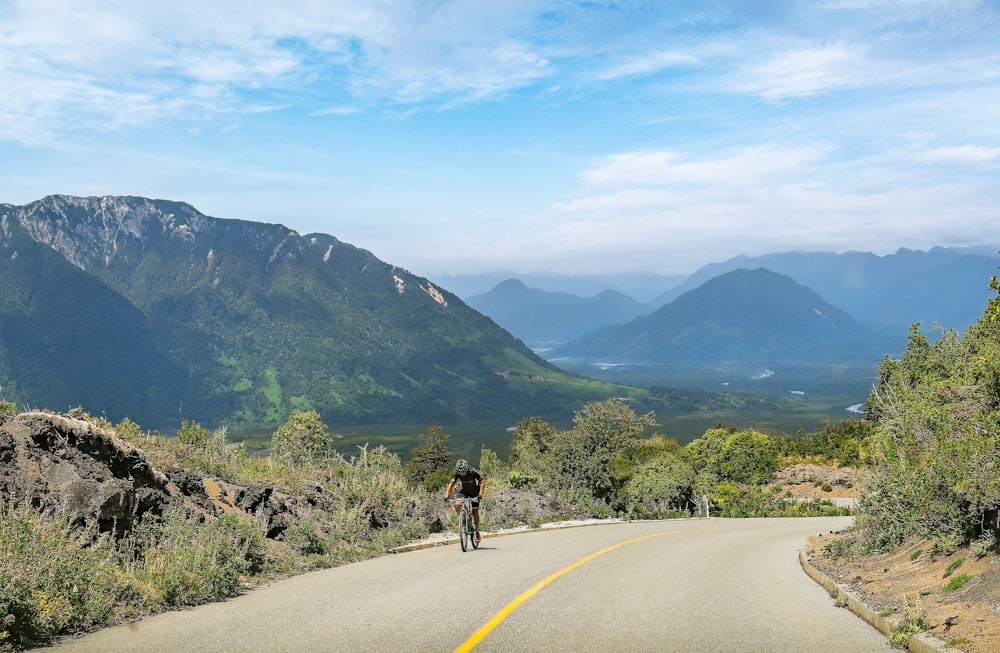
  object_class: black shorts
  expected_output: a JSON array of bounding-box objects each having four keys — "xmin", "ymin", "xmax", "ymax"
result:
[{"xmin": 458, "ymin": 494, "xmax": 481, "ymax": 508}]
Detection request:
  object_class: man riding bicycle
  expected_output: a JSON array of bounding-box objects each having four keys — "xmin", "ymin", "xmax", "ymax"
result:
[{"xmin": 445, "ymin": 459, "xmax": 485, "ymax": 544}]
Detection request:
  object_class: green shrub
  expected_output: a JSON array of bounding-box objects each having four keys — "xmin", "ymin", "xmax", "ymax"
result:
[
  {"xmin": 823, "ymin": 536, "xmax": 855, "ymax": 560},
  {"xmin": 621, "ymin": 455, "xmax": 694, "ymax": 519},
  {"xmin": 972, "ymin": 532, "xmax": 996, "ymax": 558},
  {"xmin": 0, "ymin": 503, "xmax": 136, "ymax": 650},
  {"xmin": 402, "ymin": 425, "xmax": 454, "ymax": 492},
  {"xmin": 272, "ymin": 410, "xmax": 333, "ymax": 469},
  {"xmin": 508, "ymin": 471, "xmax": 539, "ymax": 489},
  {"xmin": 175, "ymin": 419, "xmax": 210, "ymax": 449},
  {"xmin": 943, "ymin": 557, "xmax": 965, "ymax": 578},
  {"xmin": 0, "ymin": 400, "xmax": 17, "ymax": 419},
  {"xmin": 127, "ymin": 508, "xmax": 266, "ymax": 608},
  {"xmin": 941, "ymin": 574, "xmax": 970, "ymax": 592},
  {"xmin": 890, "ymin": 613, "xmax": 930, "ymax": 648},
  {"xmin": 282, "ymin": 515, "xmax": 330, "ymax": 556}
]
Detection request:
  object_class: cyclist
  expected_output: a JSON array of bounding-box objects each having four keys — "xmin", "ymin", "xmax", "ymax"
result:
[{"xmin": 444, "ymin": 459, "xmax": 485, "ymax": 544}]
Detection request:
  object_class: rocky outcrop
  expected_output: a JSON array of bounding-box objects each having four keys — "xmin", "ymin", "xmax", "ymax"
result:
[
  {"xmin": 0, "ymin": 409, "xmax": 448, "ymax": 543},
  {"xmin": 0, "ymin": 410, "xmax": 180, "ymax": 532}
]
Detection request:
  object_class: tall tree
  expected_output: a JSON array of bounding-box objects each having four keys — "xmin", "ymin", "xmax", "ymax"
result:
[
  {"xmin": 271, "ymin": 410, "xmax": 332, "ymax": 468},
  {"xmin": 403, "ymin": 425, "xmax": 455, "ymax": 492}
]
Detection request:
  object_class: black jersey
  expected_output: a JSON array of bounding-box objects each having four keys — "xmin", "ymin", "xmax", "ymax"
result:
[{"xmin": 452, "ymin": 468, "xmax": 484, "ymax": 497}]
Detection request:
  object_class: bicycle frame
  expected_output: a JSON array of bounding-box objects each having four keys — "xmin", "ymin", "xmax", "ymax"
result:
[{"xmin": 452, "ymin": 497, "xmax": 479, "ymax": 552}]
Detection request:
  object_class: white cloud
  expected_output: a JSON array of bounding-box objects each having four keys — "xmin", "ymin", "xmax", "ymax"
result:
[
  {"xmin": 591, "ymin": 50, "xmax": 699, "ymax": 81},
  {"xmin": 919, "ymin": 145, "xmax": 1000, "ymax": 165},
  {"xmin": 736, "ymin": 43, "xmax": 890, "ymax": 99},
  {"xmin": 578, "ymin": 145, "xmax": 832, "ymax": 188}
]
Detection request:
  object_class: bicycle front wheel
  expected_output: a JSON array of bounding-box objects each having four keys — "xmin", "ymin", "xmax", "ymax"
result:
[{"xmin": 459, "ymin": 506, "xmax": 470, "ymax": 552}]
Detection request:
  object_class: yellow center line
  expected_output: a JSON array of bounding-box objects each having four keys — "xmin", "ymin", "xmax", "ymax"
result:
[{"xmin": 453, "ymin": 524, "xmax": 729, "ymax": 653}]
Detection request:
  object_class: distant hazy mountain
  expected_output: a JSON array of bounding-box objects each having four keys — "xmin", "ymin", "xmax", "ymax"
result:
[
  {"xmin": 433, "ymin": 271, "xmax": 686, "ymax": 303},
  {"xmin": 465, "ymin": 279, "xmax": 650, "ymax": 346},
  {"xmin": 653, "ymin": 248, "xmax": 1000, "ymax": 330},
  {"xmin": 0, "ymin": 195, "xmax": 618, "ymax": 430},
  {"xmin": 551, "ymin": 268, "xmax": 901, "ymax": 365}
]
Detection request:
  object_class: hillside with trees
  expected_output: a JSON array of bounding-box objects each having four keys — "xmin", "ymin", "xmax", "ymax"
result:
[{"xmin": 0, "ymin": 195, "xmax": 623, "ymax": 431}]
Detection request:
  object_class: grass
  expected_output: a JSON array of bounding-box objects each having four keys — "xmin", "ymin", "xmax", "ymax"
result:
[
  {"xmin": 890, "ymin": 613, "xmax": 931, "ymax": 648},
  {"xmin": 0, "ymin": 416, "xmax": 440, "ymax": 651},
  {"xmin": 0, "ymin": 502, "xmax": 267, "ymax": 651},
  {"xmin": 942, "ymin": 574, "xmax": 971, "ymax": 593}
]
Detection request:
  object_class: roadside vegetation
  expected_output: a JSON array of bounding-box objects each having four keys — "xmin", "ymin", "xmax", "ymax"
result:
[
  {"xmin": 0, "ymin": 397, "xmax": 854, "ymax": 650},
  {"xmin": 853, "ymin": 273, "xmax": 1000, "ymax": 557},
  {"xmin": 3, "ymin": 267, "xmax": 998, "ymax": 651}
]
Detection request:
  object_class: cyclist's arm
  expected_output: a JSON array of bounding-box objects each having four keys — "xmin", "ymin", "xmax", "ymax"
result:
[
  {"xmin": 445, "ymin": 478, "xmax": 456, "ymax": 498},
  {"xmin": 477, "ymin": 477, "xmax": 486, "ymax": 498}
]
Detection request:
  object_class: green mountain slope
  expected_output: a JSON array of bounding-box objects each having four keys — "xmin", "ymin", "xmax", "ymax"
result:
[{"xmin": 0, "ymin": 195, "xmax": 616, "ymax": 430}]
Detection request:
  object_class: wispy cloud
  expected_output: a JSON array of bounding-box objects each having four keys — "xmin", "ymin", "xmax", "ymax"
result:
[
  {"xmin": 591, "ymin": 50, "xmax": 699, "ymax": 81},
  {"xmin": 735, "ymin": 43, "xmax": 892, "ymax": 99},
  {"xmin": 2, "ymin": 1, "xmax": 999, "ymax": 275},
  {"xmin": 919, "ymin": 145, "xmax": 1000, "ymax": 165},
  {"xmin": 578, "ymin": 145, "xmax": 833, "ymax": 188}
]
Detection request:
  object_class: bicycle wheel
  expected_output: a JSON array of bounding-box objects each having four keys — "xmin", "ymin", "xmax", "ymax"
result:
[{"xmin": 459, "ymin": 504, "xmax": 470, "ymax": 552}]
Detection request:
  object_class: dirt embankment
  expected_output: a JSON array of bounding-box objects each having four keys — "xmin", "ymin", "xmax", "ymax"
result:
[
  {"xmin": 807, "ymin": 532, "xmax": 1000, "ymax": 652},
  {"xmin": 775, "ymin": 463, "xmax": 999, "ymax": 652}
]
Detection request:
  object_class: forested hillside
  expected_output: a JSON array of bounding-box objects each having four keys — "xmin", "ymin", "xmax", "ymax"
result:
[{"xmin": 0, "ymin": 195, "xmax": 620, "ymax": 430}]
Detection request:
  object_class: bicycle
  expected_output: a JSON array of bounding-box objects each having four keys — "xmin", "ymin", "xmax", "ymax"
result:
[{"xmin": 447, "ymin": 497, "xmax": 480, "ymax": 552}]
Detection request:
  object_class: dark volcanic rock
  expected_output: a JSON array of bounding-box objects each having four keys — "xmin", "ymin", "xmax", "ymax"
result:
[{"xmin": 0, "ymin": 411, "xmax": 180, "ymax": 532}]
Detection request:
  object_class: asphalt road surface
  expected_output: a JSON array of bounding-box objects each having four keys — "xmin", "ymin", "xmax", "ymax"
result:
[{"xmin": 41, "ymin": 517, "xmax": 893, "ymax": 652}]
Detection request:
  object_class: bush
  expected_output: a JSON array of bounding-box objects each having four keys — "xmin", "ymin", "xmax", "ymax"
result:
[
  {"xmin": 126, "ymin": 508, "xmax": 266, "ymax": 608},
  {"xmin": 942, "ymin": 574, "xmax": 970, "ymax": 593},
  {"xmin": 271, "ymin": 410, "xmax": 333, "ymax": 469},
  {"xmin": 0, "ymin": 503, "xmax": 135, "ymax": 650},
  {"xmin": 860, "ymin": 313, "xmax": 1000, "ymax": 552},
  {"xmin": 621, "ymin": 455, "xmax": 694, "ymax": 519},
  {"xmin": 175, "ymin": 419, "xmax": 210, "ymax": 449},
  {"xmin": 0, "ymin": 401, "xmax": 17, "ymax": 420}
]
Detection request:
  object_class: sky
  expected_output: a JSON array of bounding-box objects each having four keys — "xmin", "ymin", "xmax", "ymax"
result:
[{"xmin": 1, "ymin": 1, "xmax": 999, "ymax": 279}]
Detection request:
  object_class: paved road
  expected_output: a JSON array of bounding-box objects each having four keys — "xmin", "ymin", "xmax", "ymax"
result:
[{"xmin": 41, "ymin": 517, "xmax": 892, "ymax": 652}]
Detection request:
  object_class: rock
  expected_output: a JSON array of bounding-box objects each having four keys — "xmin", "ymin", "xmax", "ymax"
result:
[{"xmin": 0, "ymin": 411, "xmax": 180, "ymax": 533}]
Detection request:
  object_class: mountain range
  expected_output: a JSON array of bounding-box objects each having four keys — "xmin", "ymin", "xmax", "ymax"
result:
[
  {"xmin": 4, "ymin": 194, "xmax": 994, "ymax": 438},
  {"xmin": 0, "ymin": 195, "xmax": 617, "ymax": 431},
  {"xmin": 549, "ymin": 268, "xmax": 901, "ymax": 365},
  {"xmin": 458, "ymin": 247, "xmax": 999, "ymax": 351},
  {"xmin": 654, "ymin": 248, "xmax": 1000, "ymax": 330},
  {"xmin": 465, "ymin": 279, "xmax": 649, "ymax": 347}
]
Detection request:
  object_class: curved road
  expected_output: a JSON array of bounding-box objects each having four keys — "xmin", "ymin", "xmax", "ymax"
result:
[{"xmin": 41, "ymin": 517, "xmax": 892, "ymax": 652}]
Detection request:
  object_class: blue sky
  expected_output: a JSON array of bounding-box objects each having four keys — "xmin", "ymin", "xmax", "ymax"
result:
[{"xmin": 2, "ymin": 1, "xmax": 999, "ymax": 278}]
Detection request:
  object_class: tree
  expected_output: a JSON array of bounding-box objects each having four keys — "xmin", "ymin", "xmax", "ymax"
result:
[
  {"xmin": 509, "ymin": 416, "xmax": 557, "ymax": 479},
  {"xmin": 271, "ymin": 410, "xmax": 332, "ymax": 468},
  {"xmin": 176, "ymin": 419, "xmax": 210, "ymax": 449},
  {"xmin": 403, "ymin": 425, "xmax": 454, "ymax": 492},
  {"xmin": 550, "ymin": 398, "xmax": 657, "ymax": 507},
  {"xmin": 622, "ymin": 454, "xmax": 695, "ymax": 519},
  {"xmin": 719, "ymin": 429, "xmax": 777, "ymax": 485}
]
